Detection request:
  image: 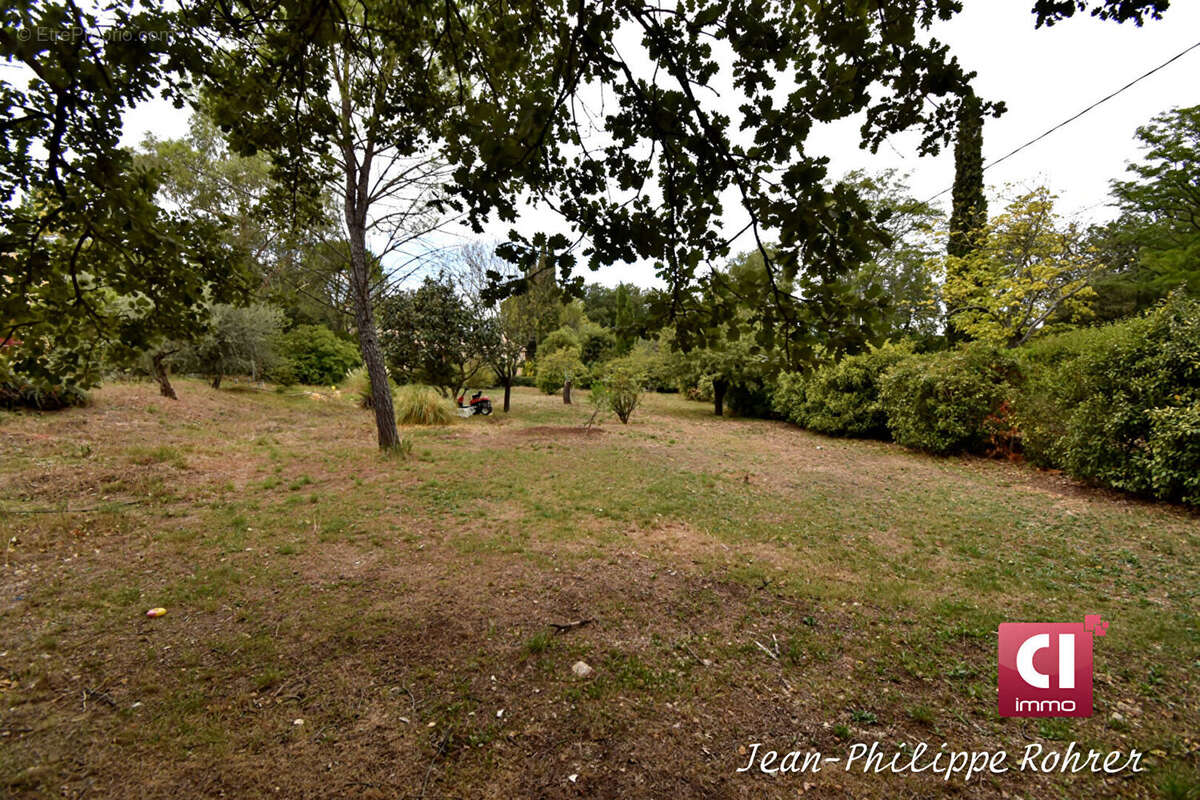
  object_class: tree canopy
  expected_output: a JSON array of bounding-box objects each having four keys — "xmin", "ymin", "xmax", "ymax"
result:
[
  {"xmin": 942, "ymin": 188, "xmax": 1103, "ymax": 347},
  {"xmin": 1111, "ymin": 105, "xmax": 1200, "ymax": 295}
]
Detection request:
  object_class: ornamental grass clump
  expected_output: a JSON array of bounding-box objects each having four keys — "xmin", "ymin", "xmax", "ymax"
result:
[
  {"xmin": 394, "ymin": 384, "xmax": 453, "ymax": 426},
  {"xmin": 343, "ymin": 366, "xmax": 398, "ymax": 410}
]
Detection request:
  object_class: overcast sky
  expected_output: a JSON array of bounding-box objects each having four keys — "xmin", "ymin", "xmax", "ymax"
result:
[{"xmin": 119, "ymin": 0, "xmax": 1200, "ymax": 288}]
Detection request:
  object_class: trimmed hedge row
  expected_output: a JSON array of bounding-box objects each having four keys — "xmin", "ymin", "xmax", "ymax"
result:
[
  {"xmin": 1015, "ymin": 296, "xmax": 1199, "ymax": 504},
  {"xmin": 772, "ymin": 296, "xmax": 1200, "ymax": 505},
  {"xmin": 880, "ymin": 346, "xmax": 1020, "ymax": 455},
  {"xmin": 773, "ymin": 342, "xmax": 914, "ymax": 439}
]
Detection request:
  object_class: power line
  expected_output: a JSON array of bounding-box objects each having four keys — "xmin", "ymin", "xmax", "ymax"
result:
[{"xmin": 927, "ymin": 38, "xmax": 1200, "ymax": 203}]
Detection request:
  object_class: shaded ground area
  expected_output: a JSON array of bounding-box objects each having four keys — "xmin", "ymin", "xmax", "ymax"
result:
[{"xmin": 1, "ymin": 382, "xmax": 1197, "ymax": 799}]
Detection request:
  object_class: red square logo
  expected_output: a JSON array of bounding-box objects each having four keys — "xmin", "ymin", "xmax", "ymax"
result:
[{"xmin": 998, "ymin": 616, "xmax": 1107, "ymax": 717}]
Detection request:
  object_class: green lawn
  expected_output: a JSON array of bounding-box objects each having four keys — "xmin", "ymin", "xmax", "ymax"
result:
[{"xmin": 1, "ymin": 380, "xmax": 1196, "ymax": 799}]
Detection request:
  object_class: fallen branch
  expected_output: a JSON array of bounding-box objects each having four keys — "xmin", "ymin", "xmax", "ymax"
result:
[
  {"xmin": 753, "ymin": 640, "xmax": 779, "ymax": 661},
  {"xmin": 550, "ymin": 618, "xmax": 594, "ymax": 634},
  {"xmin": 2, "ymin": 499, "xmax": 145, "ymax": 514},
  {"xmin": 82, "ymin": 687, "xmax": 117, "ymax": 710},
  {"xmin": 417, "ymin": 728, "xmax": 451, "ymax": 800}
]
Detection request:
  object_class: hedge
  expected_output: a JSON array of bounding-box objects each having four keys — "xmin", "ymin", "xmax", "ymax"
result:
[
  {"xmin": 1014, "ymin": 296, "xmax": 1200, "ymax": 504},
  {"xmin": 772, "ymin": 296, "xmax": 1200, "ymax": 505},
  {"xmin": 878, "ymin": 345, "xmax": 1021, "ymax": 455},
  {"xmin": 772, "ymin": 342, "xmax": 913, "ymax": 438}
]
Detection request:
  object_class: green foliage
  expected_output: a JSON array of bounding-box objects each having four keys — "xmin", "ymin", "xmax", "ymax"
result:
[
  {"xmin": 669, "ymin": 314, "xmax": 784, "ymax": 416},
  {"xmin": 1011, "ymin": 322, "xmax": 1134, "ymax": 465},
  {"xmin": 941, "ymin": 188, "xmax": 1102, "ymax": 347},
  {"xmin": 394, "ymin": 384, "xmax": 453, "ymax": 426},
  {"xmin": 1109, "ymin": 105, "xmax": 1200, "ymax": 299},
  {"xmin": 773, "ymin": 342, "xmax": 914, "ymax": 438},
  {"xmin": 140, "ymin": 114, "xmax": 353, "ymax": 335},
  {"xmin": 843, "ymin": 170, "xmax": 943, "ymax": 341},
  {"xmin": 1014, "ymin": 296, "xmax": 1200, "ymax": 503},
  {"xmin": 879, "ymin": 345, "xmax": 1022, "ymax": 455},
  {"xmin": 535, "ymin": 349, "xmax": 588, "ymax": 395},
  {"xmin": 379, "ymin": 276, "xmax": 490, "ymax": 397},
  {"xmin": 0, "ymin": 376, "xmax": 89, "ymax": 411},
  {"xmin": 770, "ymin": 372, "xmax": 808, "ymax": 428},
  {"xmin": 538, "ymin": 326, "xmax": 581, "ymax": 357},
  {"xmin": 725, "ymin": 380, "xmax": 778, "ymax": 419},
  {"xmin": 343, "ymin": 367, "xmax": 398, "ymax": 410},
  {"xmin": 1, "ymin": 1, "xmax": 250, "ymax": 396},
  {"xmin": 275, "ymin": 325, "xmax": 361, "ymax": 386},
  {"xmin": 622, "ymin": 339, "xmax": 675, "ymax": 392},
  {"xmin": 184, "ymin": 304, "xmax": 286, "ymax": 387},
  {"xmin": 581, "ymin": 283, "xmax": 659, "ymax": 348},
  {"xmin": 203, "ymin": 0, "xmax": 990, "ymax": 378},
  {"xmin": 591, "ymin": 360, "xmax": 645, "ymax": 424},
  {"xmin": 578, "ymin": 323, "xmax": 617, "ymax": 365},
  {"xmin": 464, "ymin": 243, "xmax": 562, "ymax": 412},
  {"xmin": 949, "ymin": 94, "xmax": 987, "ymax": 261}
]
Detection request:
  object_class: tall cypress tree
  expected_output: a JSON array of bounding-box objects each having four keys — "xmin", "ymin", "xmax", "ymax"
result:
[
  {"xmin": 947, "ymin": 94, "xmax": 987, "ymax": 342},
  {"xmin": 949, "ymin": 94, "xmax": 987, "ymax": 258}
]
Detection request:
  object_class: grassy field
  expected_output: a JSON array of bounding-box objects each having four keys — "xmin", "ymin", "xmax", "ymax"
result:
[{"xmin": 1, "ymin": 380, "xmax": 1197, "ymax": 799}]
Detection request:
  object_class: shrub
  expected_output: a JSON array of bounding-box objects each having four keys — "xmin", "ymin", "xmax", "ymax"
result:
[
  {"xmin": 775, "ymin": 342, "xmax": 914, "ymax": 438},
  {"xmin": 535, "ymin": 348, "xmax": 588, "ymax": 395},
  {"xmin": 276, "ymin": 325, "xmax": 360, "ymax": 386},
  {"xmin": 623, "ymin": 339, "xmax": 675, "ymax": 392},
  {"xmin": 1144, "ymin": 405, "xmax": 1200, "ymax": 505},
  {"xmin": 1017, "ymin": 296, "xmax": 1200, "ymax": 503},
  {"xmin": 591, "ymin": 360, "xmax": 645, "ymax": 424},
  {"xmin": 879, "ymin": 345, "xmax": 1022, "ymax": 455},
  {"xmin": 538, "ymin": 326, "xmax": 580, "ymax": 357},
  {"xmin": 394, "ymin": 384, "xmax": 453, "ymax": 425},
  {"xmin": 771, "ymin": 371, "xmax": 808, "ymax": 425},
  {"xmin": 1010, "ymin": 322, "xmax": 1133, "ymax": 466},
  {"xmin": 266, "ymin": 359, "xmax": 298, "ymax": 387},
  {"xmin": 726, "ymin": 378, "xmax": 777, "ymax": 419},
  {"xmin": 343, "ymin": 366, "xmax": 399, "ymax": 409},
  {"xmin": 0, "ymin": 378, "xmax": 89, "ymax": 410},
  {"xmin": 578, "ymin": 323, "xmax": 617, "ymax": 365}
]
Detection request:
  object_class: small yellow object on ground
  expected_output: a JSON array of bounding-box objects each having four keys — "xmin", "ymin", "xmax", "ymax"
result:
[{"xmin": 146, "ymin": 607, "xmax": 167, "ymax": 618}]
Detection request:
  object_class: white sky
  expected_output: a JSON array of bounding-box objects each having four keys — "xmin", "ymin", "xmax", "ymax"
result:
[{"xmin": 118, "ymin": 0, "xmax": 1200, "ymax": 289}]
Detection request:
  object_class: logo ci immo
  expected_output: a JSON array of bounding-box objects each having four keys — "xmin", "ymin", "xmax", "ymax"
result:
[{"xmin": 998, "ymin": 615, "xmax": 1108, "ymax": 718}]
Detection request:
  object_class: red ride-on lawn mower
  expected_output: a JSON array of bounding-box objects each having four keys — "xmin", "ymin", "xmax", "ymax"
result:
[{"xmin": 456, "ymin": 389, "xmax": 494, "ymax": 417}]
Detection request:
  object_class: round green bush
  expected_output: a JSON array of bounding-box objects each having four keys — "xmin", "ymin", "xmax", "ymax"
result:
[
  {"xmin": 277, "ymin": 325, "xmax": 361, "ymax": 386},
  {"xmin": 879, "ymin": 345, "xmax": 1021, "ymax": 455},
  {"xmin": 535, "ymin": 348, "xmax": 588, "ymax": 395}
]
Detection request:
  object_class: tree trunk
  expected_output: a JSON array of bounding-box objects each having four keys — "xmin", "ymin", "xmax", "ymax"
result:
[
  {"xmin": 713, "ymin": 378, "xmax": 727, "ymax": 417},
  {"xmin": 151, "ymin": 351, "xmax": 177, "ymax": 400},
  {"xmin": 503, "ymin": 380, "xmax": 512, "ymax": 413},
  {"xmin": 211, "ymin": 374, "xmax": 222, "ymax": 390},
  {"xmin": 336, "ymin": 76, "xmax": 400, "ymax": 452},
  {"xmin": 563, "ymin": 378, "xmax": 572, "ymax": 404},
  {"xmin": 348, "ymin": 225, "xmax": 399, "ymax": 451}
]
